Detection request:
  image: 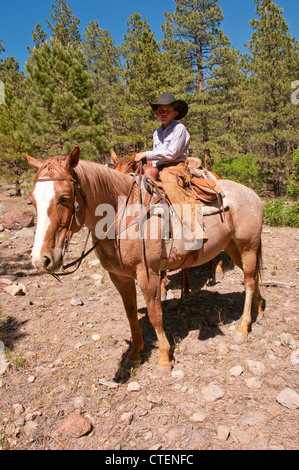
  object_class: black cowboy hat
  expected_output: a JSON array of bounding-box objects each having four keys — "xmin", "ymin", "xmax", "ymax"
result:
[{"xmin": 150, "ymin": 92, "xmax": 188, "ymax": 120}]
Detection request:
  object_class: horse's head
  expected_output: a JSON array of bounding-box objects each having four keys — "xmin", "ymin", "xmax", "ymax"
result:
[
  {"xmin": 111, "ymin": 149, "xmax": 137, "ymax": 173},
  {"xmin": 26, "ymin": 146, "xmax": 86, "ymax": 274}
]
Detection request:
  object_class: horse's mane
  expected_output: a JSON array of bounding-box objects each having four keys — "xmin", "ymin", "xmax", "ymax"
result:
[
  {"xmin": 75, "ymin": 160, "xmax": 133, "ymax": 207},
  {"xmin": 35, "ymin": 156, "xmax": 134, "ymax": 208}
]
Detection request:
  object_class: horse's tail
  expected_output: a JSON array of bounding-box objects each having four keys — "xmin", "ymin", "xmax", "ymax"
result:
[{"xmin": 255, "ymin": 240, "xmax": 263, "ymax": 285}]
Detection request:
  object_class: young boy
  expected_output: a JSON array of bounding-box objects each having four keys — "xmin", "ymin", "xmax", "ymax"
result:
[{"xmin": 135, "ymin": 92, "xmax": 205, "ymax": 251}]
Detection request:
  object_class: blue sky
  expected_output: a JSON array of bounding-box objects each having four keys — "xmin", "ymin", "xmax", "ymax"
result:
[{"xmin": 1, "ymin": 0, "xmax": 299, "ymax": 70}]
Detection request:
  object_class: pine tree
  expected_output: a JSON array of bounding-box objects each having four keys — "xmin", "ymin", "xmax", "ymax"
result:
[
  {"xmin": 83, "ymin": 20, "xmax": 123, "ymax": 153},
  {"xmin": 163, "ymin": 0, "xmax": 230, "ymax": 168},
  {"xmin": 27, "ymin": 23, "xmax": 47, "ymax": 52},
  {"xmin": 23, "ymin": 39, "xmax": 110, "ymax": 160},
  {"xmin": 0, "ymin": 39, "xmax": 4, "ymax": 55},
  {"xmin": 46, "ymin": 0, "xmax": 81, "ymax": 47},
  {"xmin": 0, "ymin": 57, "xmax": 28, "ymax": 194},
  {"xmin": 0, "ymin": 41, "xmax": 4, "ymax": 105},
  {"xmin": 161, "ymin": 20, "xmax": 194, "ymax": 97},
  {"xmin": 84, "ymin": 20, "xmax": 120, "ymax": 87},
  {"xmin": 119, "ymin": 13, "xmax": 172, "ymax": 153},
  {"xmin": 243, "ymin": 0, "xmax": 299, "ymax": 196},
  {"xmin": 207, "ymin": 44, "xmax": 246, "ymax": 161}
]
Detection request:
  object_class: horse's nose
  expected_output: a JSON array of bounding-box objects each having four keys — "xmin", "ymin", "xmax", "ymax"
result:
[
  {"xmin": 32, "ymin": 252, "xmax": 57, "ymax": 273},
  {"xmin": 43, "ymin": 255, "xmax": 52, "ymax": 270}
]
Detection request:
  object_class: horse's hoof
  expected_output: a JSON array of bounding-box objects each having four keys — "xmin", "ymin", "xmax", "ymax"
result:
[
  {"xmin": 180, "ymin": 292, "xmax": 189, "ymax": 302},
  {"xmin": 152, "ymin": 364, "xmax": 172, "ymax": 379},
  {"xmin": 237, "ymin": 325, "xmax": 249, "ymax": 335},
  {"xmin": 123, "ymin": 358, "xmax": 141, "ymax": 371}
]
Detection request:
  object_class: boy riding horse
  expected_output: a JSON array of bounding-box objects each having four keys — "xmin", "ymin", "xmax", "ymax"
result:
[{"xmin": 135, "ymin": 92, "xmax": 206, "ymax": 251}]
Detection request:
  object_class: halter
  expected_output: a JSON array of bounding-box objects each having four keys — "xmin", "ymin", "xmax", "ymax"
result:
[{"xmin": 35, "ymin": 174, "xmax": 100, "ymax": 282}]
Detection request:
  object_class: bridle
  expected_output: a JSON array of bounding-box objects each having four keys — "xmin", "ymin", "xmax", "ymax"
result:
[
  {"xmin": 34, "ymin": 161, "xmax": 152, "ymax": 282},
  {"xmin": 35, "ymin": 175, "xmax": 100, "ymax": 283}
]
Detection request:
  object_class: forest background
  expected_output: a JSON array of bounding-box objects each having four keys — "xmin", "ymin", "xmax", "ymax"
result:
[{"xmin": 0, "ymin": 0, "xmax": 298, "ymax": 217}]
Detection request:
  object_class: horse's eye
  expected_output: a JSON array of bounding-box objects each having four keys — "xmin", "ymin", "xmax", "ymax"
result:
[{"xmin": 59, "ymin": 195, "xmax": 70, "ymax": 204}]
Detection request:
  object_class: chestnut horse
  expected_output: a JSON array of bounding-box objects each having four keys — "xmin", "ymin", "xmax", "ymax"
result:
[
  {"xmin": 26, "ymin": 146, "xmax": 264, "ymax": 376},
  {"xmin": 111, "ymin": 150, "xmax": 190, "ymax": 298},
  {"xmin": 110, "ymin": 150, "xmax": 222, "ymax": 297}
]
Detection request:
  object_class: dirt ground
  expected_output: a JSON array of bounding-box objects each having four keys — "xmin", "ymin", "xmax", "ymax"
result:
[{"xmin": 0, "ymin": 191, "xmax": 298, "ymax": 451}]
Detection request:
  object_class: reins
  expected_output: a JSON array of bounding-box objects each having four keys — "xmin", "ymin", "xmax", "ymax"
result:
[
  {"xmin": 116, "ymin": 161, "xmax": 150, "ymax": 279},
  {"xmin": 36, "ymin": 161, "xmax": 162, "ymax": 283}
]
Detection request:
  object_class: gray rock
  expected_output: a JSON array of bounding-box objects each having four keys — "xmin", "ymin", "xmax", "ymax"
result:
[
  {"xmin": 230, "ymin": 365, "xmax": 243, "ymax": 377},
  {"xmin": 4, "ymin": 283, "xmax": 28, "ymax": 296},
  {"xmin": 276, "ymin": 388, "xmax": 299, "ymax": 410},
  {"xmin": 171, "ymin": 369, "xmax": 185, "ymax": 380},
  {"xmin": 127, "ymin": 381, "xmax": 141, "ymax": 392},
  {"xmin": 92, "ymin": 334, "xmax": 101, "ymax": 341},
  {"xmin": 246, "ymin": 360, "xmax": 265, "ymax": 376},
  {"xmin": 120, "ymin": 412, "xmax": 134, "ymax": 424},
  {"xmin": 217, "ymin": 425, "xmax": 230, "ymax": 442},
  {"xmin": 290, "ymin": 349, "xmax": 299, "ymax": 365},
  {"xmin": 98, "ymin": 378, "xmax": 119, "ymax": 390},
  {"xmin": 70, "ymin": 297, "xmax": 84, "ymax": 306},
  {"xmin": 201, "ymin": 384, "xmax": 224, "ymax": 402},
  {"xmin": 189, "ymin": 411, "xmax": 207, "ymax": 423},
  {"xmin": 12, "ymin": 403, "xmax": 24, "ymax": 416},
  {"xmin": 0, "ymin": 341, "xmax": 10, "ymax": 376}
]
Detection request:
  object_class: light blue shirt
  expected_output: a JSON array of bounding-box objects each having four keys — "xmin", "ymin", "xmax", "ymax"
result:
[{"xmin": 146, "ymin": 120, "xmax": 190, "ymax": 167}]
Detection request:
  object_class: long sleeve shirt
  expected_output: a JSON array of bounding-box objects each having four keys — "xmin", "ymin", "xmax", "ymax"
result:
[{"xmin": 146, "ymin": 120, "xmax": 190, "ymax": 167}]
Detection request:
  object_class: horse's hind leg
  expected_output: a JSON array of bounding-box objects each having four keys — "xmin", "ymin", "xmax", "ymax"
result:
[
  {"xmin": 225, "ymin": 240, "xmax": 263, "ymax": 334},
  {"xmin": 109, "ymin": 272, "xmax": 144, "ymax": 364},
  {"xmin": 253, "ymin": 244, "xmax": 264, "ymax": 318},
  {"xmin": 160, "ymin": 271, "xmax": 168, "ymax": 301},
  {"xmin": 239, "ymin": 247, "xmax": 262, "ymax": 334}
]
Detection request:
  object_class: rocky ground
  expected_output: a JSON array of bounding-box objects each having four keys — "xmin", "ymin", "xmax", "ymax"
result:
[{"xmin": 0, "ymin": 189, "xmax": 298, "ymax": 451}]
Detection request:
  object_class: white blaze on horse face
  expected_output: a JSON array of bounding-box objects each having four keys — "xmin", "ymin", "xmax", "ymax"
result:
[{"xmin": 31, "ymin": 181, "xmax": 55, "ymax": 266}]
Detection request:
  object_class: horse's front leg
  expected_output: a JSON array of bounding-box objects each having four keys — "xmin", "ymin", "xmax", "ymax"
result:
[
  {"xmin": 137, "ymin": 267, "xmax": 172, "ymax": 377},
  {"xmin": 109, "ymin": 272, "xmax": 144, "ymax": 364}
]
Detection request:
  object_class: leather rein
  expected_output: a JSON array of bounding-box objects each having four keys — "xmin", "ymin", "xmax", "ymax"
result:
[{"xmin": 35, "ymin": 175, "xmax": 100, "ymax": 283}]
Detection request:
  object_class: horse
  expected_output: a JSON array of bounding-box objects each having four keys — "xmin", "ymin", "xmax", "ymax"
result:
[
  {"xmin": 110, "ymin": 150, "xmax": 190, "ymax": 298},
  {"xmin": 110, "ymin": 150, "xmax": 223, "ymax": 298},
  {"xmin": 26, "ymin": 146, "xmax": 264, "ymax": 377}
]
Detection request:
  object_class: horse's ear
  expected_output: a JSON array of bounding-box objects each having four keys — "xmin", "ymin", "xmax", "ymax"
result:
[
  {"xmin": 129, "ymin": 152, "xmax": 137, "ymax": 162},
  {"xmin": 25, "ymin": 153, "xmax": 43, "ymax": 171},
  {"xmin": 110, "ymin": 149, "xmax": 118, "ymax": 164},
  {"xmin": 65, "ymin": 146, "xmax": 80, "ymax": 171}
]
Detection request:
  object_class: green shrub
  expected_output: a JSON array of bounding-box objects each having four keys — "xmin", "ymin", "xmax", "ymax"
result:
[
  {"xmin": 214, "ymin": 154, "xmax": 262, "ymax": 192},
  {"xmin": 263, "ymin": 198, "xmax": 299, "ymax": 227},
  {"xmin": 287, "ymin": 151, "xmax": 299, "ymax": 200}
]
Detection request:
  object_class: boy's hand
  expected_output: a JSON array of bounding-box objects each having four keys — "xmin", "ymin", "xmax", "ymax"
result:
[{"xmin": 135, "ymin": 152, "xmax": 147, "ymax": 162}]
